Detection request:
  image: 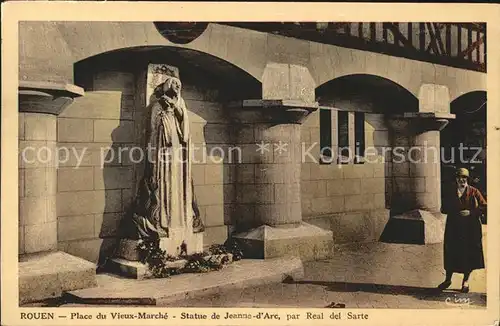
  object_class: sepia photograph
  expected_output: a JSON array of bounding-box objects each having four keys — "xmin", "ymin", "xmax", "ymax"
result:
[{"xmin": 2, "ymin": 3, "xmax": 499, "ymax": 325}]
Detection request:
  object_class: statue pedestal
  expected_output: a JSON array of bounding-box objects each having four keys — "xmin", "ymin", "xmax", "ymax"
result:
[
  {"xmin": 109, "ymin": 232, "xmax": 203, "ymax": 279},
  {"xmin": 162, "ymin": 228, "xmax": 204, "ymax": 256}
]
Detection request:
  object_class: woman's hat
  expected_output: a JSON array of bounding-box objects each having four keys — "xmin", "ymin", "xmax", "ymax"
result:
[{"xmin": 456, "ymin": 168, "xmax": 470, "ymax": 177}]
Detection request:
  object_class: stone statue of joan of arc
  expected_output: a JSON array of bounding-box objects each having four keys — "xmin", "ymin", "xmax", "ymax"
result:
[{"xmin": 125, "ymin": 65, "xmax": 204, "ymax": 240}]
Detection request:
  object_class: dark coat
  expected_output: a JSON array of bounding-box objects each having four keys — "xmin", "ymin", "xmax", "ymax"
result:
[{"xmin": 441, "ymin": 185, "xmax": 487, "ymax": 273}]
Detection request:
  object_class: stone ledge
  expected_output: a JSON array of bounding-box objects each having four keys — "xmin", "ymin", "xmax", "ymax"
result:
[
  {"xmin": 65, "ymin": 257, "xmax": 304, "ymax": 306},
  {"xmin": 234, "ymin": 222, "xmax": 334, "ymax": 261},
  {"xmin": 19, "ymin": 80, "xmax": 85, "ymax": 115},
  {"xmin": 402, "ymin": 112, "xmax": 456, "ymax": 120},
  {"xmin": 19, "ymin": 81, "xmax": 85, "ymax": 96},
  {"xmin": 240, "ymin": 99, "xmax": 319, "ymax": 109},
  {"xmin": 19, "ymin": 251, "xmax": 97, "ymax": 304},
  {"xmin": 227, "ymin": 99, "xmax": 319, "ymax": 124}
]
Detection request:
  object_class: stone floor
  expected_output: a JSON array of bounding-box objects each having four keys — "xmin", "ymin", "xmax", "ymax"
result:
[
  {"xmin": 25, "ymin": 227, "xmax": 487, "ymax": 309},
  {"xmin": 165, "ymin": 227, "xmax": 488, "ymax": 309}
]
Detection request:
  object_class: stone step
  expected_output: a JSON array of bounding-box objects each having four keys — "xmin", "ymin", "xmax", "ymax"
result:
[
  {"xmin": 19, "ymin": 251, "xmax": 97, "ymax": 304},
  {"xmin": 65, "ymin": 257, "xmax": 304, "ymax": 306}
]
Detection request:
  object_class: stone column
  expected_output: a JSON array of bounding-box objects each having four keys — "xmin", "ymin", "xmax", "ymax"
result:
[
  {"xmin": 18, "ymin": 81, "xmax": 97, "ymax": 304},
  {"xmin": 19, "ymin": 112, "xmax": 58, "ymax": 254},
  {"xmin": 255, "ymin": 122, "xmax": 302, "ymax": 228},
  {"xmin": 407, "ymin": 115, "xmax": 451, "ymax": 212},
  {"xmin": 18, "ymin": 82, "xmax": 85, "ymax": 254},
  {"xmin": 232, "ymin": 63, "xmax": 333, "ymax": 261},
  {"xmin": 381, "ymin": 84, "xmax": 455, "ymax": 244}
]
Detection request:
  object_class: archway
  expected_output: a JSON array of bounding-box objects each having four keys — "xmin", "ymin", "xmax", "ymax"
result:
[
  {"xmin": 441, "ymin": 91, "xmax": 487, "ymax": 201},
  {"xmin": 74, "ymin": 46, "xmax": 262, "ymax": 101},
  {"xmin": 67, "ymin": 46, "xmax": 262, "ymax": 266},
  {"xmin": 316, "ymin": 74, "xmax": 418, "ymax": 113},
  {"xmin": 309, "ymin": 74, "xmax": 419, "ymax": 246}
]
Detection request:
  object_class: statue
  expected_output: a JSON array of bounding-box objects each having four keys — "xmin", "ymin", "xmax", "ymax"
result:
[{"xmin": 125, "ymin": 64, "xmax": 204, "ymax": 242}]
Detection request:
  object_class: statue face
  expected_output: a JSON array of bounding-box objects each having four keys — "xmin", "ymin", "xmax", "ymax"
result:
[{"xmin": 161, "ymin": 77, "xmax": 182, "ymax": 103}]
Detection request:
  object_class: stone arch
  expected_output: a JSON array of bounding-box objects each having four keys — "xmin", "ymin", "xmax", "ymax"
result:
[
  {"xmin": 314, "ymin": 74, "xmax": 419, "ymax": 219},
  {"xmin": 66, "ymin": 45, "xmax": 263, "ymax": 264},
  {"xmin": 448, "ymin": 73, "xmax": 487, "ymax": 103},
  {"xmin": 441, "ymin": 90, "xmax": 487, "ymax": 196},
  {"xmin": 450, "ymin": 91, "xmax": 487, "ymax": 116},
  {"xmin": 309, "ymin": 45, "xmax": 425, "ymax": 98},
  {"xmin": 73, "ymin": 45, "xmax": 262, "ymax": 101},
  {"xmin": 316, "ymin": 73, "xmax": 418, "ymax": 114},
  {"xmin": 308, "ymin": 42, "xmax": 487, "ymax": 103},
  {"xmin": 19, "ymin": 21, "xmax": 267, "ymax": 86}
]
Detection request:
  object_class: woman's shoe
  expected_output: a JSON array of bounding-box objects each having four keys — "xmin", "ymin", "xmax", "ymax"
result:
[
  {"xmin": 437, "ymin": 280, "xmax": 452, "ymax": 291},
  {"xmin": 461, "ymin": 284, "xmax": 470, "ymax": 293}
]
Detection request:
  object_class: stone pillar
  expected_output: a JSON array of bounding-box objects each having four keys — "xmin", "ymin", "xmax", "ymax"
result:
[
  {"xmin": 18, "ymin": 81, "xmax": 97, "ymax": 304},
  {"xmin": 19, "ymin": 112, "xmax": 58, "ymax": 254},
  {"xmin": 381, "ymin": 84, "xmax": 455, "ymax": 245},
  {"xmin": 232, "ymin": 63, "xmax": 333, "ymax": 261},
  {"xmin": 18, "ymin": 82, "xmax": 85, "ymax": 254},
  {"xmin": 408, "ymin": 116, "xmax": 450, "ymax": 212}
]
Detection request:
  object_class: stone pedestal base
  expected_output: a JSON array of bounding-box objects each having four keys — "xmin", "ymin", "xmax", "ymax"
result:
[
  {"xmin": 380, "ymin": 209, "xmax": 446, "ymax": 244},
  {"xmin": 233, "ymin": 222, "xmax": 334, "ymax": 261},
  {"xmin": 115, "ymin": 233, "xmax": 204, "ymax": 262},
  {"xmin": 110, "ymin": 233, "xmax": 204, "ymax": 279},
  {"xmin": 162, "ymin": 229, "xmax": 204, "ymax": 257},
  {"xmin": 66, "ymin": 257, "xmax": 304, "ymax": 306},
  {"xmin": 108, "ymin": 253, "xmax": 234, "ymax": 279},
  {"xmin": 19, "ymin": 251, "xmax": 97, "ymax": 304},
  {"xmin": 107, "ymin": 258, "xmax": 186, "ymax": 279}
]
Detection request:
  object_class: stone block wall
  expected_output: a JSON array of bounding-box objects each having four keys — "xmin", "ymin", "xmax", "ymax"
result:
[
  {"xmin": 184, "ymin": 90, "xmax": 234, "ymax": 249},
  {"xmin": 300, "ymin": 110, "xmax": 391, "ymax": 244},
  {"xmin": 56, "ymin": 71, "xmax": 136, "ymax": 263},
  {"xmin": 56, "ymin": 69, "xmax": 235, "ymax": 263}
]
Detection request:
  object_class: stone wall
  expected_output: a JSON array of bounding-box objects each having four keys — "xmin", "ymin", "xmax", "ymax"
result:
[
  {"xmin": 19, "ymin": 22, "xmax": 486, "ymax": 102},
  {"xmin": 300, "ymin": 110, "xmax": 391, "ymax": 244},
  {"xmin": 184, "ymin": 88, "xmax": 234, "ymax": 249},
  {"xmin": 56, "ymin": 69, "xmax": 234, "ymax": 263},
  {"xmin": 56, "ymin": 71, "xmax": 135, "ymax": 263}
]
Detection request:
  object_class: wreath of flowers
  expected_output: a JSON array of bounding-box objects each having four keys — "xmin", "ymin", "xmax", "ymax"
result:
[{"xmin": 136, "ymin": 238, "xmax": 244, "ymax": 278}]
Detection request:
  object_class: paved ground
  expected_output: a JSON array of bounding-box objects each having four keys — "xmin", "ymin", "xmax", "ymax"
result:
[
  {"xmin": 165, "ymin": 228, "xmax": 488, "ymax": 309},
  {"xmin": 25, "ymin": 228, "xmax": 487, "ymax": 309}
]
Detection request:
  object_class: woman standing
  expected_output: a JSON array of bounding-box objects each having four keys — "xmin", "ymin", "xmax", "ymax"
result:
[{"xmin": 437, "ymin": 168, "xmax": 487, "ymax": 293}]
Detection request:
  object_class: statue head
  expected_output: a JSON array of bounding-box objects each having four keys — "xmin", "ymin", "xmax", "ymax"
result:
[{"xmin": 152, "ymin": 65, "xmax": 182, "ymax": 106}]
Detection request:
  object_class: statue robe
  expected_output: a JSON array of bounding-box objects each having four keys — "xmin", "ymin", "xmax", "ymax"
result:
[
  {"xmin": 130, "ymin": 96, "xmax": 203, "ymax": 239},
  {"xmin": 441, "ymin": 185, "xmax": 487, "ymax": 273}
]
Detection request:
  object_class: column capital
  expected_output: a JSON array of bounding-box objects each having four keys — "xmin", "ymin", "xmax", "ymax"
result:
[
  {"xmin": 19, "ymin": 80, "xmax": 84, "ymax": 115},
  {"xmin": 262, "ymin": 62, "xmax": 316, "ymax": 105},
  {"xmin": 389, "ymin": 112, "xmax": 455, "ymax": 134},
  {"xmin": 418, "ymin": 83, "xmax": 451, "ymax": 114},
  {"xmin": 228, "ymin": 99, "xmax": 318, "ymax": 124}
]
